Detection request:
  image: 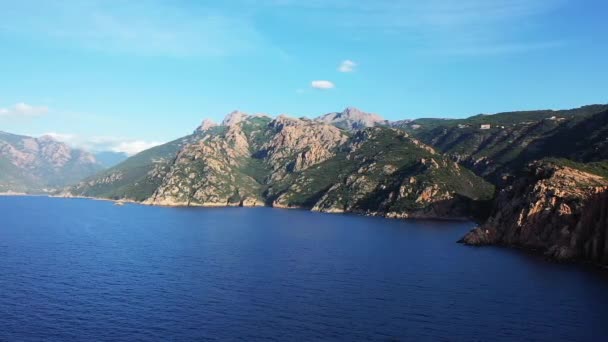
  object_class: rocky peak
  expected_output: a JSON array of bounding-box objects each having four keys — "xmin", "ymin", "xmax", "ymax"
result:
[
  {"xmin": 221, "ymin": 110, "xmax": 271, "ymax": 127},
  {"xmin": 315, "ymin": 107, "xmax": 387, "ymax": 131},
  {"xmin": 196, "ymin": 119, "xmax": 218, "ymax": 132},
  {"xmin": 221, "ymin": 110, "xmax": 249, "ymax": 126},
  {"xmin": 269, "ymin": 115, "xmax": 307, "ymax": 129},
  {"xmin": 342, "ymin": 106, "xmax": 376, "ymax": 118}
]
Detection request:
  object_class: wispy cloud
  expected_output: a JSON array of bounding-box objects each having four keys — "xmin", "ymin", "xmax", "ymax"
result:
[
  {"xmin": 0, "ymin": 1, "xmax": 275, "ymax": 57},
  {"xmin": 338, "ymin": 60, "xmax": 357, "ymax": 72},
  {"xmin": 42, "ymin": 132, "xmax": 75, "ymax": 141},
  {"xmin": 0, "ymin": 103, "xmax": 49, "ymax": 117},
  {"xmin": 257, "ymin": 0, "xmax": 567, "ymax": 55},
  {"xmin": 311, "ymin": 80, "xmax": 335, "ymax": 90},
  {"xmin": 42, "ymin": 132, "xmax": 161, "ymax": 156}
]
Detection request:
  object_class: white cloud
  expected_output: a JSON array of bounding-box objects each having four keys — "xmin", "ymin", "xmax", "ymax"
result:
[
  {"xmin": 311, "ymin": 80, "xmax": 335, "ymax": 90},
  {"xmin": 0, "ymin": 102, "xmax": 49, "ymax": 117},
  {"xmin": 41, "ymin": 132, "xmax": 161, "ymax": 156},
  {"xmin": 338, "ymin": 59, "xmax": 357, "ymax": 72},
  {"xmin": 112, "ymin": 140, "xmax": 161, "ymax": 156}
]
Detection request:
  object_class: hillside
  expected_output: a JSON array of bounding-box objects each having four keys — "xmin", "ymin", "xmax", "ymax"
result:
[
  {"xmin": 0, "ymin": 131, "xmax": 103, "ymax": 192},
  {"xmin": 399, "ymin": 105, "xmax": 608, "ymax": 183},
  {"xmin": 68, "ymin": 134, "xmax": 202, "ymax": 201}
]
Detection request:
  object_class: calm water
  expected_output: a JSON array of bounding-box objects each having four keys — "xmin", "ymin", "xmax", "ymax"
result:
[{"xmin": 1, "ymin": 196, "xmax": 607, "ymax": 341}]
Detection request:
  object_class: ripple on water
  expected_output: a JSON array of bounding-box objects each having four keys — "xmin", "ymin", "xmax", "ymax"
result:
[{"xmin": 1, "ymin": 196, "xmax": 608, "ymax": 341}]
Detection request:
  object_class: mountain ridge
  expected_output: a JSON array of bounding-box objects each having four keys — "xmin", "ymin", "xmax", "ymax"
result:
[{"xmin": 69, "ymin": 111, "xmax": 494, "ymax": 220}]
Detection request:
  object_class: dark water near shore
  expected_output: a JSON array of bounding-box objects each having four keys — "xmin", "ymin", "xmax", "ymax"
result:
[{"xmin": 1, "ymin": 196, "xmax": 608, "ymax": 341}]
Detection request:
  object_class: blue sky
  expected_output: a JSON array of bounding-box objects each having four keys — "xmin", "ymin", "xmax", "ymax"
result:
[{"xmin": 0, "ymin": 0, "xmax": 607, "ymax": 154}]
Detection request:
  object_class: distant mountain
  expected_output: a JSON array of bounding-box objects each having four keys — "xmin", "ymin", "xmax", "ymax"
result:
[
  {"xmin": 315, "ymin": 107, "xmax": 388, "ymax": 131},
  {"xmin": 0, "ymin": 131, "xmax": 103, "ymax": 192},
  {"xmin": 69, "ymin": 111, "xmax": 493, "ymax": 219},
  {"xmin": 94, "ymin": 151, "xmax": 129, "ymax": 168}
]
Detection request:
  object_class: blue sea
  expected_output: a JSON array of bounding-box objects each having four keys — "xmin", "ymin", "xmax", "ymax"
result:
[{"xmin": 1, "ymin": 196, "xmax": 607, "ymax": 341}]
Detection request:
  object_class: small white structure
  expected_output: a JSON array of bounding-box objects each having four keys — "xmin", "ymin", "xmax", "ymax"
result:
[{"xmin": 480, "ymin": 124, "xmax": 491, "ymax": 130}]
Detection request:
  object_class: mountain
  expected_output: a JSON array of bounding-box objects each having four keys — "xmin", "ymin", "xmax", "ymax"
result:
[
  {"xmin": 94, "ymin": 151, "xmax": 129, "ymax": 168},
  {"xmin": 0, "ymin": 131, "xmax": 103, "ymax": 192},
  {"xmin": 315, "ymin": 107, "xmax": 388, "ymax": 131},
  {"xmin": 69, "ymin": 111, "xmax": 493, "ymax": 219}
]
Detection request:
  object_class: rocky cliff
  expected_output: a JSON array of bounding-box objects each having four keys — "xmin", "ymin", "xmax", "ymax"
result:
[{"xmin": 460, "ymin": 161, "xmax": 608, "ymax": 264}]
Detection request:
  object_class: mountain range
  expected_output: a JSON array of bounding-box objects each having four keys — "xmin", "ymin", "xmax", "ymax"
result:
[
  {"xmin": 67, "ymin": 108, "xmax": 495, "ymax": 220},
  {"xmin": 2, "ymin": 105, "xmax": 607, "ymax": 265}
]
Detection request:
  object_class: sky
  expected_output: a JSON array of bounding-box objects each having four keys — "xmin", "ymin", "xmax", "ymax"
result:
[{"xmin": 0, "ymin": 0, "xmax": 607, "ymax": 154}]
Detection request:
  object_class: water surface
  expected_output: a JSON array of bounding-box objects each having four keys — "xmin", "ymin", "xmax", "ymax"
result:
[{"xmin": 1, "ymin": 196, "xmax": 607, "ymax": 341}]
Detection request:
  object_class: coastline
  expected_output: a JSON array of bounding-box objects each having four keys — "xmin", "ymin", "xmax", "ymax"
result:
[{"xmin": 3, "ymin": 192, "xmax": 477, "ymax": 223}]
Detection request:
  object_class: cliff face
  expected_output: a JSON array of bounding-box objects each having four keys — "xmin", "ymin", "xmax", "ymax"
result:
[
  {"xmin": 261, "ymin": 115, "xmax": 348, "ymax": 181},
  {"xmin": 460, "ymin": 161, "xmax": 608, "ymax": 264}
]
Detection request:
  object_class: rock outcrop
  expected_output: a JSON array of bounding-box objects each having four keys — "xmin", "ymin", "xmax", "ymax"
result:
[
  {"xmin": 261, "ymin": 115, "xmax": 348, "ymax": 181},
  {"xmin": 196, "ymin": 119, "xmax": 217, "ymax": 132},
  {"xmin": 460, "ymin": 161, "xmax": 608, "ymax": 264}
]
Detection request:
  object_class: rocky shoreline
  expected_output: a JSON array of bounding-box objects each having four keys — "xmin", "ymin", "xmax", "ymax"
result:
[
  {"xmin": 459, "ymin": 161, "xmax": 608, "ymax": 265},
  {"xmin": 57, "ymin": 192, "xmax": 477, "ymax": 222}
]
